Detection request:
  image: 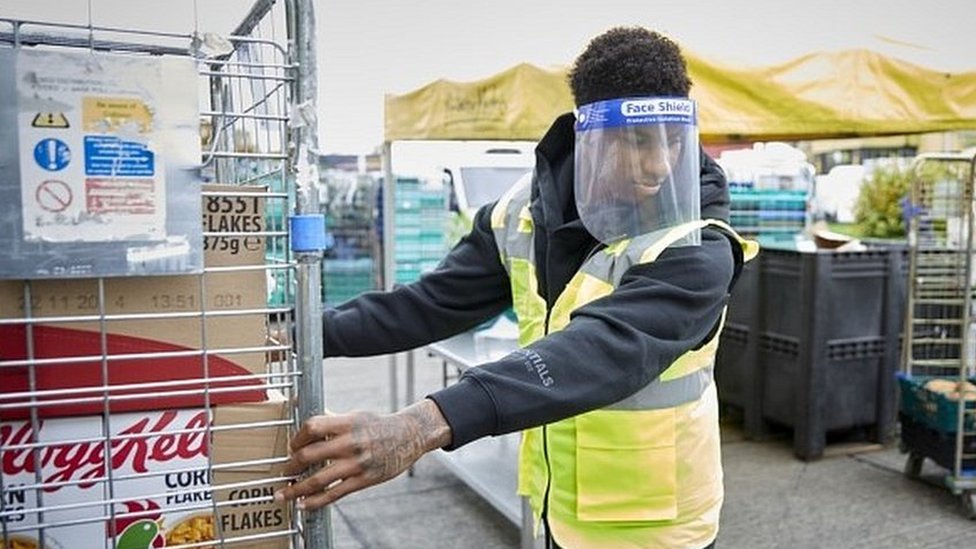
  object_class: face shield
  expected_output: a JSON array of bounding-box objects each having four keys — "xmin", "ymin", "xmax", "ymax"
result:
[{"xmin": 574, "ymin": 97, "xmax": 700, "ymax": 245}]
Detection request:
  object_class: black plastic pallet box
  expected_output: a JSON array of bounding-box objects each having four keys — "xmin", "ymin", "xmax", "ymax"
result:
[{"xmin": 715, "ymin": 244, "xmax": 907, "ymax": 460}]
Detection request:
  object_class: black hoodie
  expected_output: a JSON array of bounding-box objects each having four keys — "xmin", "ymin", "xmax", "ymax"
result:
[{"xmin": 322, "ymin": 113, "xmax": 743, "ymax": 449}]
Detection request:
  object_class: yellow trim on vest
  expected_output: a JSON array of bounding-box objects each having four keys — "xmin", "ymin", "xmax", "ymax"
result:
[
  {"xmin": 637, "ymin": 219, "xmax": 759, "ymax": 264},
  {"xmin": 604, "ymin": 238, "xmax": 631, "ymax": 257},
  {"xmin": 517, "ymin": 426, "xmax": 546, "ymax": 531},
  {"xmin": 658, "ymin": 309, "xmax": 726, "ymax": 382},
  {"xmin": 509, "ymin": 257, "xmax": 547, "ymax": 346},
  {"xmin": 517, "ymin": 204, "xmax": 534, "ymax": 233},
  {"xmin": 708, "ymin": 219, "xmax": 760, "ymax": 261},
  {"xmin": 637, "ymin": 221, "xmax": 705, "ymax": 263},
  {"xmin": 491, "ymin": 172, "xmax": 530, "ymax": 230},
  {"xmin": 491, "ymin": 200, "xmax": 509, "ymax": 230},
  {"xmin": 549, "ymin": 273, "xmax": 614, "ymax": 332}
]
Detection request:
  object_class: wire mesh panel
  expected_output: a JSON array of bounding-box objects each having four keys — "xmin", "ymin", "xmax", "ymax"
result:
[
  {"xmin": 0, "ymin": 2, "xmax": 317, "ymax": 546},
  {"xmin": 900, "ymin": 152, "xmax": 976, "ymax": 518}
]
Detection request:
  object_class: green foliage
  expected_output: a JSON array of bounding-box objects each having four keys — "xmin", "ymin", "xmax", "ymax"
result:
[
  {"xmin": 853, "ymin": 160, "xmax": 967, "ymax": 239},
  {"xmin": 826, "ymin": 222, "xmax": 866, "ymax": 238},
  {"xmin": 853, "ymin": 163, "xmax": 912, "ymax": 238}
]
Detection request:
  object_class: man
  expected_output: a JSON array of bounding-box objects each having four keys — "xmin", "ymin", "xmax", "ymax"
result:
[{"xmin": 276, "ymin": 27, "xmax": 757, "ymax": 549}]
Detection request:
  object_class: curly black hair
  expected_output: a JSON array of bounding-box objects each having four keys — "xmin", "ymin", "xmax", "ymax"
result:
[{"xmin": 568, "ymin": 26, "xmax": 692, "ymax": 106}]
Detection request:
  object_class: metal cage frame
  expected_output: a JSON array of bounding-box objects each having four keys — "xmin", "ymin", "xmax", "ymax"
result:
[
  {"xmin": 0, "ymin": 0, "xmax": 331, "ymax": 546},
  {"xmin": 900, "ymin": 151, "xmax": 976, "ymax": 518}
]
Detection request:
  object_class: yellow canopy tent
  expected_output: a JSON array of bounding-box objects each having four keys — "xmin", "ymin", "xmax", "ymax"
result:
[
  {"xmin": 379, "ymin": 48, "xmax": 976, "ymax": 293},
  {"xmin": 384, "ymin": 49, "xmax": 976, "ymax": 144}
]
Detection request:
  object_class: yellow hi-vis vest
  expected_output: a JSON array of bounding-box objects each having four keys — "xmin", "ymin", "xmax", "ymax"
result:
[{"xmin": 490, "ymin": 175, "xmax": 759, "ymax": 549}]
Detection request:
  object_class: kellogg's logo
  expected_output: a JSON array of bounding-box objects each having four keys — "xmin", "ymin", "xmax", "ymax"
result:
[{"xmin": 1, "ymin": 411, "xmax": 210, "ymax": 492}]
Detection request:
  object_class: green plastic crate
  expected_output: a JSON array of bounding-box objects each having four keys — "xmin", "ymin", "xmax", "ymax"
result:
[{"xmin": 898, "ymin": 374, "xmax": 976, "ymax": 433}]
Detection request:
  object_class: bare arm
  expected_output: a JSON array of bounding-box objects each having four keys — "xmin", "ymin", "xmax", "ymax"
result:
[{"xmin": 274, "ymin": 399, "xmax": 451, "ymax": 511}]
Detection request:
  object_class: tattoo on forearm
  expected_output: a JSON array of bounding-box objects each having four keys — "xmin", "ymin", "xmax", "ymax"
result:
[{"xmin": 351, "ymin": 402, "xmax": 450, "ymax": 482}]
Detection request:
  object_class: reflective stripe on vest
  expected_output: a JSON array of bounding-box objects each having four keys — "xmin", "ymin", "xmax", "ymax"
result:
[
  {"xmin": 490, "ymin": 181, "xmax": 758, "ymax": 548},
  {"xmin": 492, "ymin": 173, "xmax": 547, "ymax": 346}
]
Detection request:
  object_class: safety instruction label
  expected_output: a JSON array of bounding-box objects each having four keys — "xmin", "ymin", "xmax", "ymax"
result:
[
  {"xmin": 15, "ymin": 49, "xmax": 171, "ymax": 243},
  {"xmin": 82, "ymin": 96, "xmax": 153, "ymax": 133},
  {"xmin": 85, "ymin": 179, "xmax": 157, "ymax": 215},
  {"xmin": 33, "ymin": 137, "xmax": 72, "ymax": 172},
  {"xmin": 1, "ymin": 47, "xmax": 202, "ymax": 278},
  {"xmin": 84, "ymin": 135, "xmax": 155, "ymax": 177}
]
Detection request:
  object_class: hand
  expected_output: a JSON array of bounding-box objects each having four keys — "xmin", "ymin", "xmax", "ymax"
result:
[{"xmin": 274, "ymin": 399, "xmax": 452, "ymax": 511}]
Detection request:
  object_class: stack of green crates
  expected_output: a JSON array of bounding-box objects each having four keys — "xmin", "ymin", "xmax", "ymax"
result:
[
  {"xmin": 324, "ymin": 257, "xmax": 375, "ymax": 306},
  {"xmin": 321, "ymin": 173, "xmax": 380, "ymax": 306},
  {"xmin": 394, "ymin": 177, "xmax": 448, "ymax": 284},
  {"xmin": 730, "ymin": 183, "xmax": 808, "ymax": 246},
  {"xmin": 264, "ymin": 175, "xmax": 292, "ymax": 308}
]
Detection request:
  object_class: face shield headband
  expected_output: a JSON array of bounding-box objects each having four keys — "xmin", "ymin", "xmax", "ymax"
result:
[{"xmin": 574, "ymin": 97, "xmax": 701, "ymax": 245}]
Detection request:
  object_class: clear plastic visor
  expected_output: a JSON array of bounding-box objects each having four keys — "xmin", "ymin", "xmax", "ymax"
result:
[{"xmin": 574, "ymin": 98, "xmax": 700, "ymax": 245}]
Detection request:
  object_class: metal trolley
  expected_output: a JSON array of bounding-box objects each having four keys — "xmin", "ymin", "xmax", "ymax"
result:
[
  {"xmin": 900, "ymin": 151, "xmax": 976, "ymax": 518},
  {"xmin": 1, "ymin": 1, "xmax": 333, "ymax": 547}
]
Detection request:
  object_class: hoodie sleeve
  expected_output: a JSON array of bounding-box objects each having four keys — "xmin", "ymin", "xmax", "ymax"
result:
[
  {"xmin": 321, "ymin": 205, "xmax": 512, "ymax": 357},
  {"xmin": 429, "ymin": 227, "xmax": 739, "ymax": 449},
  {"xmin": 700, "ymin": 148, "xmax": 730, "ymax": 222}
]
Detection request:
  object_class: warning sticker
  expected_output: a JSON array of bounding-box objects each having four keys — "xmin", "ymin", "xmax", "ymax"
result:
[
  {"xmin": 85, "ymin": 179, "xmax": 156, "ymax": 215},
  {"xmin": 82, "ymin": 97, "xmax": 152, "ymax": 134},
  {"xmin": 84, "ymin": 136, "xmax": 155, "ymax": 177},
  {"xmin": 35, "ymin": 180, "xmax": 73, "ymax": 213},
  {"xmin": 32, "ymin": 112, "xmax": 70, "ymax": 129},
  {"xmin": 33, "ymin": 138, "xmax": 71, "ymax": 171},
  {"xmin": 7, "ymin": 47, "xmax": 202, "ymax": 258},
  {"xmin": 14, "ymin": 51, "xmax": 175, "ymax": 243}
]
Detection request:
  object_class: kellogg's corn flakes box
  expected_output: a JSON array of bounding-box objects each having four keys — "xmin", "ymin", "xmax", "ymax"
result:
[{"xmin": 1, "ymin": 397, "xmax": 290, "ymax": 549}]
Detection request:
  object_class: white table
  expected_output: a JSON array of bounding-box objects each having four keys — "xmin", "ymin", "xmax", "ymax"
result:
[{"xmin": 424, "ymin": 331, "xmax": 536, "ymax": 549}]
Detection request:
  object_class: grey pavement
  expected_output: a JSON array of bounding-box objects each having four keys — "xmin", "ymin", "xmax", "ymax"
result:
[{"xmin": 319, "ymin": 353, "xmax": 975, "ymax": 549}]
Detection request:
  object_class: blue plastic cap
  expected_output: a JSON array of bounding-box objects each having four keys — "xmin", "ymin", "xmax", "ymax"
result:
[{"xmin": 289, "ymin": 214, "xmax": 327, "ymax": 252}]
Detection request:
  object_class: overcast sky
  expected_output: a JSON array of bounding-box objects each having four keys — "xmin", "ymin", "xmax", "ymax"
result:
[{"xmin": 4, "ymin": 0, "xmax": 974, "ymax": 154}]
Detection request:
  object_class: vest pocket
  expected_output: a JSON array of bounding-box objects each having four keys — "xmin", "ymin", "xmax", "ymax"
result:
[{"xmin": 575, "ymin": 408, "xmax": 677, "ymax": 522}]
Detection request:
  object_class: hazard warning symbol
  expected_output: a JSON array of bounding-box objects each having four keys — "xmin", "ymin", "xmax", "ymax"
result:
[
  {"xmin": 35, "ymin": 180, "xmax": 73, "ymax": 213},
  {"xmin": 31, "ymin": 112, "xmax": 70, "ymax": 129}
]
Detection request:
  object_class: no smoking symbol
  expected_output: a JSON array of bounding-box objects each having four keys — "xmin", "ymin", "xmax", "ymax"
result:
[{"xmin": 36, "ymin": 180, "xmax": 73, "ymax": 213}]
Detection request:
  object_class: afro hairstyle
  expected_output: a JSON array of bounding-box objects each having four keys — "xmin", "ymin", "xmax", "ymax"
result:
[{"xmin": 568, "ymin": 26, "xmax": 692, "ymax": 106}]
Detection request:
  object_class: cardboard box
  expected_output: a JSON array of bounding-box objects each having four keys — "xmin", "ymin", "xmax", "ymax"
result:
[
  {"xmin": 0, "ymin": 185, "xmax": 274, "ymax": 419},
  {"xmin": 0, "ymin": 396, "xmax": 291, "ymax": 549}
]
